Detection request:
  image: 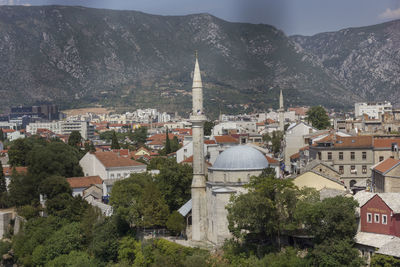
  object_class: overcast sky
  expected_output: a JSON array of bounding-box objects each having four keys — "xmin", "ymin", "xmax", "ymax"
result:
[{"xmin": 1, "ymin": 0, "xmax": 400, "ymax": 36}]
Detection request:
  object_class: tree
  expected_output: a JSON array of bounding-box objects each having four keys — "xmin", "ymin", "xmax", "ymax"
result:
[
  {"xmin": 226, "ymin": 171, "xmax": 307, "ymax": 247},
  {"xmin": 263, "ymin": 131, "xmax": 284, "ymax": 154},
  {"xmin": 0, "ymin": 162, "xmax": 7, "ymax": 208},
  {"xmin": 150, "ymin": 157, "xmax": 192, "ymax": 211},
  {"xmin": 110, "ymin": 173, "xmax": 169, "ymax": 228},
  {"xmin": 111, "ymin": 131, "xmax": 120, "ymax": 149},
  {"xmin": 170, "ymin": 136, "xmax": 180, "ymax": 153},
  {"xmin": 371, "ymin": 254, "xmax": 400, "ymax": 267},
  {"xmin": 68, "ymin": 131, "xmax": 82, "ymax": 147},
  {"xmin": 306, "ymin": 106, "xmax": 331, "ymax": 130},
  {"xmin": 165, "ymin": 128, "xmax": 171, "ymax": 154},
  {"xmin": 89, "ymin": 141, "xmax": 96, "ymax": 153},
  {"xmin": 166, "ymin": 211, "xmax": 185, "ymax": 236},
  {"xmin": 0, "ymin": 128, "xmax": 4, "ymax": 142},
  {"xmin": 27, "ymin": 141, "xmax": 83, "ymax": 179},
  {"xmin": 46, "ymin": 251, "xmax": 101, "ymax": 267},
  {"xmin": 132, "ymin": 127, "xmax": 148, "ymax": 146},
  {"xmin": 39, "ymin": 175, "xmax": 71, "ymax": 199},
  {"xmin": 8, "ymin": 137, "xmax": 47, "ymax": 166},
  {"xmin": 307, "ymin": 238, "xmax": 364, "ymax": 267},
  {"xmin": 295, "ymin": 195, "xmax": 359, "ymax": 244},
  {"xmin": 204, "ymin": 121, "xmax": 214, "ymax": 136}
]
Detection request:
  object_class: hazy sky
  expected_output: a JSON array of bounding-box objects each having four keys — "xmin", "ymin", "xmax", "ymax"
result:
[{"xmin": 1, "ymin": 0, "xmax": 400, "ymax": 36}]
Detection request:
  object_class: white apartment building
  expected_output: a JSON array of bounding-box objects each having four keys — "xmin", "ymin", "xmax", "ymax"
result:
[
  {"xmin": 26, "ymin": 121, "xmax": 94, "ymax": 139},
  {"xmin": 355, "ymin": 101, "xmax": 392, "ymax": 119}
]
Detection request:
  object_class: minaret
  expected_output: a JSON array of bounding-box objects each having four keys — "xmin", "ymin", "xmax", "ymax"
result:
[
  {"xmin": 279, "ymin": 89, "xmax": 284, "ymax": 132},
  {"xmin": 190, "ymin": 52, "xmax": 207, "ymax": 242}
]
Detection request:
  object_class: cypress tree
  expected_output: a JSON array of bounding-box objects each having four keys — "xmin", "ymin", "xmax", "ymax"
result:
[
  {"xmin": 0, "ymin": 128, "xmax": 4, "ymax": 142},
  {"xmin": 165, "ymin": 128, "xmax": 171, "ymax": 154},
  {"xmin": 0, "ymin": 162, "xmax": 6, "ymax": 193},
  {"xmin": 111, "ymin": 131, "xmax": 120, "ymax": 149}
]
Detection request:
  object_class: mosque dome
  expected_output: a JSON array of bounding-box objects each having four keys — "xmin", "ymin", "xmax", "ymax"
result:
[{"xmin": 209, "ymin": 145, "xmax": 269, "ymax": 171}]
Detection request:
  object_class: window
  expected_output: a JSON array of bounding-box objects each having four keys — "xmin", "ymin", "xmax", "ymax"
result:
[
  {"xmin": 327, "ymin": 152, "xmax": 332, "ymax": 160},
  {"xmin": 375, "ymin": 214, "xmax": 380, "ymax": 223},
  {"xmin": 367, "ymin": 213, "xmax": 372, "ymax": 223},
  {"xmin": 339, "ymin": 152, "xmax": 343, "ymax": 160},
  {"xmin": 318, "ymin": 152, "xmax": 321, "ymax": 160},
  {"xmin": 380, "ymin": 156, "xmax": 384, "ymax": 162},
  {"xmin": 110, "ymin": 174, "xmax": 114, "ymax": 178},
  {"xmin": 382, "ymin": 215, "xmax": 387, "ymax": 225},
  {"xmin": 351, "ymin": 165, "xmax": 356, "ymax": 174},
  {"xmin": 362, "ymin": 152, "xmax": 367, "ymax": 160},
  {"xmin": 339, "ymin": 165, "xmax": 344, "ymax": 174},
  {"xmin": 362, "ymin": 165, "xmax": 367, "ymax": 174},
  {"xmin": 117, "ymin": 173, "xmax": 121, "ymax": 178},
  {"xmin": 351, "ymin": 152, "xmax": 355, "ymax": 160}
]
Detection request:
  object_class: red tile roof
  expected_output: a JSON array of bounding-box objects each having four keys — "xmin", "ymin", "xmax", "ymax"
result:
[
  {"xmin": 214, "ymin": 135, "xmax": 239, "ymax": 144},
  {"xmin": 266, "ymin": 155, "xmax": 279, "ymax": 164},
  {"xmin": 3, "ymin": 166, "xmax": 28, "ymax": 176},
  {"xmin": 66, "ymin": 176, "xmax": 103, "ymax": 188},
  {"xmin": 2, "ymin": 129, "xmax": 15, "ymax": 133},
  {"xmin": 94, "ymin": 152, "xmax": 145, "ymax": 168},
  {"xmin": 374, "ymin": 138, "xmax": 400, "ymax": 149},
  {"xmin": 182, "ymin": 155, "xmax": 193, "ymax": 163},
  {"xmin": 290, "ymin": 152, "xmax": 300, "ymax": 160},
  {"xmin": 112, "ymin": 149, "xmax": 130, "ymax": 157},
  {"xmin": 373, "ymin": 158, "xmax": 400, "ymax": 174},
  {"xmin": 204, "ymin": 140, "xmax": 216, "ymax": 145},
  {"xmin": 317, "ymin": 135, "xmax": 373, "ymax": 148}
]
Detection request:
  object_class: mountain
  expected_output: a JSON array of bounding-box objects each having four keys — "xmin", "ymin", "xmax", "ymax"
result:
[
  {"xmin": 291, "ymin": 20, "xmax": 400, "ymax": 105},
  {"xmin": 0, "ymin": 5, "xmax": 379, "ymax": 116}
]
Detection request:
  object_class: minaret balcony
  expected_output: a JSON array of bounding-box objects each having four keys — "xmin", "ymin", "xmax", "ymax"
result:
[{"xmin": 190, "ymin": 114, "xmax": 207, "ymax": 122}]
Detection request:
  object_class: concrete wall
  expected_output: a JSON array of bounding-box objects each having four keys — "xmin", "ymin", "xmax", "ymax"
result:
[{"xmin": 0, "ymin": 212, "xmax": 12, "ymax": 238}]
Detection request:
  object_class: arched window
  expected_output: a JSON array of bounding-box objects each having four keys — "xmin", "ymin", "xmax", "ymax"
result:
[{"xmin": 350, "ymin": 180, "xmax": 357, "ymax": 188}]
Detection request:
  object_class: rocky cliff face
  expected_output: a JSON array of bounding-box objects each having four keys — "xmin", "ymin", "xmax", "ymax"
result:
[
  {"xmin": 291, "ymin": 20, "xmax": 400, "ymax": 104},
  {"xmin": 2, "ymin": 5, "xmax": 397, "ymax": 115}
]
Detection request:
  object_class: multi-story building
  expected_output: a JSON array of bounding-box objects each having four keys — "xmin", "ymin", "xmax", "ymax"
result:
[
  {"xmin": 309, "ymin": 135, "xmax": 374, "ymax": 188},
  {"xmin": 26, "ymin": 121, "xmax": 94, "ymax": 140},
  {"xmin": 355, "ymin": 101, "xmax": 392, "ymax": 119},
  {"xmin": 372, "ymin": 158, "xmax": 400, "ymax": 193}
]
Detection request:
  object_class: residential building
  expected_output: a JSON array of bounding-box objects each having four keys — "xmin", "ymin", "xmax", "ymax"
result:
[
  {"xmin": 79, "ymin": 151, "xmax": 146, "ymax": 196},
  {"xmin": 355, "ymin": 101, "xmax": 392, "ymax": 119},
  {"xmin": 27, "ymin": 121, "xmax": 94, "ymax": 140},
  {"xmin": 284, "ymin": 122, "xmax": 317, "ymax": 172},
  {"xmin": 66, "ymin": 176, "xmax": 103, "ymax": 197},
  {"xmin": 372, "ymin": 158, "xmax": 400, "ymax": 193},
  {"xmin": 309, "ymin": 135, "xmax": 374, "ymax": 188}
]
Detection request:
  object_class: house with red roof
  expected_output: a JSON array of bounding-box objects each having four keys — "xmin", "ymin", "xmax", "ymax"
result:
[
  {"xmin": 79, "ymin": 151, "xmax": 147, "ymax": 196},
  {"xmin": 66, "ymin": 176, "xmax": 103, "ymax": 197},
  {"xmin": 372, "ymin": 158, "xmax": 400, "ymax": 193},
  {"xmin": 373, "ymin": 137, "xmax": 400, "ymax": 164}
]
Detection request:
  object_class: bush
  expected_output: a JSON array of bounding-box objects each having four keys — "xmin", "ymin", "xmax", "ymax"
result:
[{"xmin": 166, "ymin": 211, "xmax": 185, "ymax": 236}]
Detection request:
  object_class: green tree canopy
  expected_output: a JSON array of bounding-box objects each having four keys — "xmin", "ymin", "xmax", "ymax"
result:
[
  {"xmin": 306, "ymin": 106, "xmax": 331, "ymax": 130},
  {"xmin": 68, "ymin": 131, "xmax": 82, "ymax": 147},
  {"xmin": 164, "ymin": 128, "xmax": 171, "ymax": 154},
  {"xmin": 0, "ymin": 162, "xmax": 6, "ymax": 204},
  {"xmin": 110, "ymin": 173, "xmax": 169, "ymax": 228},
  {"xmin": 132, "ymin": 127, "xmax": 148, "ymax": 146},
  {"xmin": 227, "ymin": 171, "xmax": 316, "ymax": 246},
  {"xmin": 111, "ymin": 131, "xmax": 120, "ymax": 149},
  {"xmin": 204, "ymin": 121, "xmax": 214, "ymax": 136},
  {"xmin": 294, "ymin": 195, "xmax": 359, "ymax": 244},
  {"xmin": 39, "ymin": 175, "xmax": 71, "ymax": 199},
  {"xmin": 27, "ymin": 141, "xmax": 83, "ymax": 179},
  {"xmin": 263, "ymin": 130, "xmax": 284, "ymax": 154},
  {"xmin": 150, "ymin": 157, "xmax": 192, "ymax": 211},
  {"xmin": 371, "ymin": 254, "xmax": 400, "ymax": 267},
  {"xmin": 166, "ymin": 211, "xmax": 185, "ymax": 236},
  {"xmin": 307, "ymin": 238, "xmax": 364, "ymax": 267},
  {"xmin": 8, "ymin": 136, "xmax": 47, "ymax": 166}
]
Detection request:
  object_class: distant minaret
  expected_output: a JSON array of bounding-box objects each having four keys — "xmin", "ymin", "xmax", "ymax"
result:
[
  {"xmin": 190, "ymin": 52, "xmax": 207, "ymax": 242},
  {"xmin": 279, "ymin": 89, "xmax": 284, "ymax": 132}
]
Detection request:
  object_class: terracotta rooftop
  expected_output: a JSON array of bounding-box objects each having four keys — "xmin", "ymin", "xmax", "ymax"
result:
[
  {"xmin": 66, "ymin": 176, "xmax": 103, "ymax": 188},
  {"xmin": 94, "ymin": 152, "xmax": 145, "ymax": 168},
  {"xmin": 374, "ymin": 138, "xmax": 400, "ymax": 149},
  {"xmin": 3, "ymin": 166, "xmax": 28, "ymax": 176},
  {"xmin": 214, "ymin": 135, "xmax": 239, "ymax": 144},
  {"xmin": 266, "ymin": 155, "xmax": 279, "ymax": 164},
  {"xmin": 373, "ymin": 158, "xmax": 400, "ymax": 174},
  {"xmin": 2, "ymin": 129, "xmax": 15, "ymax": 133},
  {"xmin": 317, "ymin": 135, "xmax": 373, "ymax": 148},
  {"xmin": 204, "ymin": 140, "xmax": 216, "ymax": 145},
  {"xmin": 112, "ymin": 149, "xmax": 130, "ymax": 157},
  {"xmin": 290, "ymin": 152, "xmax": 300, "ymax": 160}
]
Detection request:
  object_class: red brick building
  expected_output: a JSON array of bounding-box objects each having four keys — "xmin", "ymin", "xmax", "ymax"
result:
[{"xmin": 360, "ymin": 193, "xmax": 400, "ymax": 237}]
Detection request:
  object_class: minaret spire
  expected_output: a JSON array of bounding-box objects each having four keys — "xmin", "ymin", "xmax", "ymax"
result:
[
  {"xmin": 190, "ymin": 52, "xmax": 207, "ymax": 242},
  {"xmin": 279, "ymin": 89, "xmax": 284, "ymax": 132}
]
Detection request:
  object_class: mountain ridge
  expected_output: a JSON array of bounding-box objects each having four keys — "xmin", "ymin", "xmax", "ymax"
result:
[{"xmin": 0, "ymin": 5, "xmax": 398, "ymax": 116}]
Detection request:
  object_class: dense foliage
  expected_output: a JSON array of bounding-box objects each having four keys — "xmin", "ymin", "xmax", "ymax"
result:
[{"xmin": 306, "ymin": 106, "xmax": 331, "ymax": 130}]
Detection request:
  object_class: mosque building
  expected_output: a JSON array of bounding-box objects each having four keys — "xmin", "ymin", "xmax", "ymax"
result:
[{"xmin": 189, "ymin": 55, "xmax": 269, "ymax": 245}]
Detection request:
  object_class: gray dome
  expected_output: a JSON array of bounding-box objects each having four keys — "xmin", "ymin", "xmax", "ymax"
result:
[{"xmin": 209, "ymin": 145, "xmax": 269, "ymax": 171}]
